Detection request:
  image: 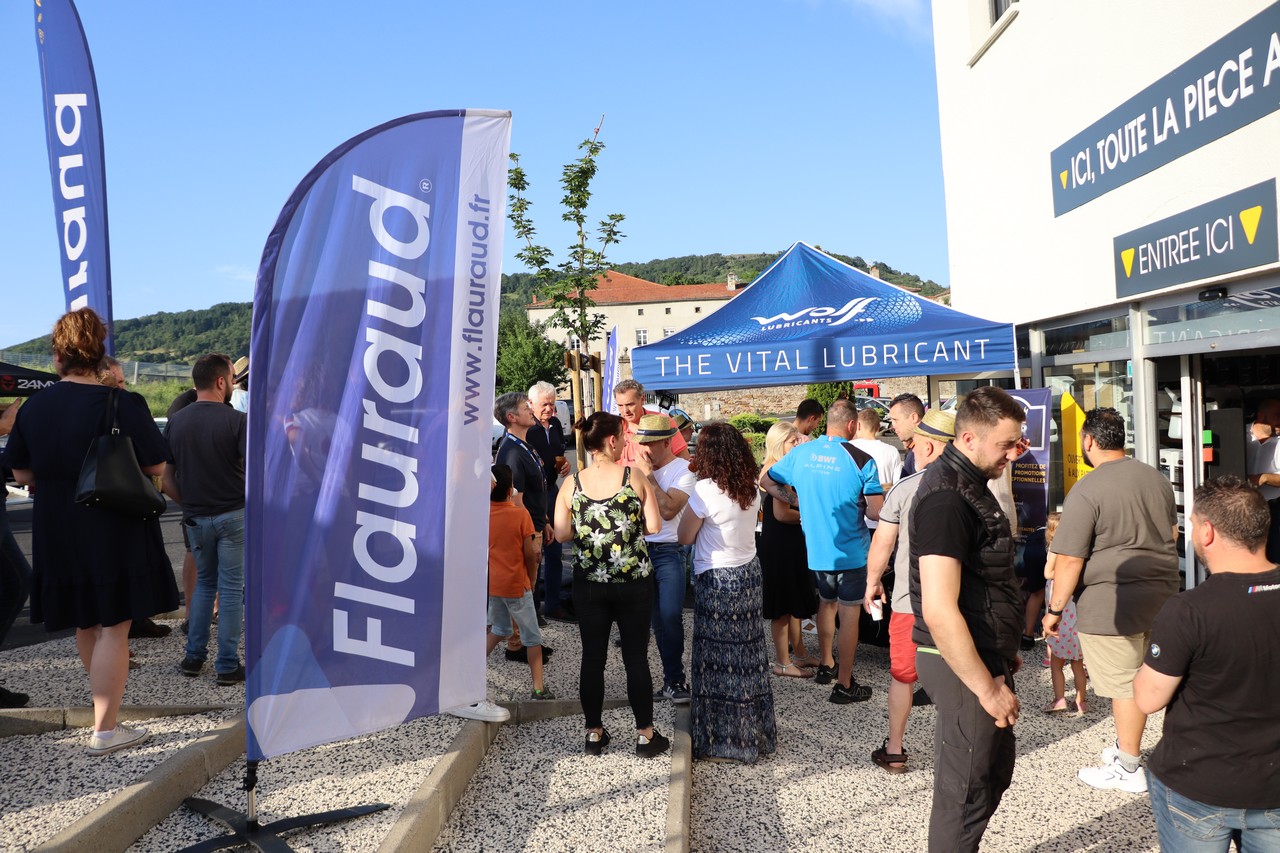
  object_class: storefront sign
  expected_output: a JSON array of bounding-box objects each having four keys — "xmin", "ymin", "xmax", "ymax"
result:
[
  {"xmin": 1114, "ymin": 180, "xmax": 1278, "ymax": 297},
  {"xmin": 1050, "ymin": 3, "xmax": 1280, "ymax": 217}
]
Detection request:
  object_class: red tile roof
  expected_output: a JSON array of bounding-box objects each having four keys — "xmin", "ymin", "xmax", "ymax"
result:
[{"xmin": 527, "ymin": 271, "xmax": 741, "ymax": 308}]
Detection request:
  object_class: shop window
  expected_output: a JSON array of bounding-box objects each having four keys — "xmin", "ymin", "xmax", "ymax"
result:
[
  {"xmin": 1041, "ymin": 360, "xmax": 1134, "ymax": 510},
  {"xmin": 1043, "ymin": 315, "xmax": 1130, "ymax": 356},
  {"xmin": 1145, "ymin": 285, "xmax": 1280, "ymax": 347}
]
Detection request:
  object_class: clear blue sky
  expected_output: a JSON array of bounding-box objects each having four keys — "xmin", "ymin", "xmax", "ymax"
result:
[{"xmin": 0, "ymin": 0, "xmax": 948, "ymax": 349}]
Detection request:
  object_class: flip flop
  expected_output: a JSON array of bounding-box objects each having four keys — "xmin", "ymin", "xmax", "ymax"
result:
[{"xmin": 771, "ymin": 662, "xmax": 814, "ymax": 679}]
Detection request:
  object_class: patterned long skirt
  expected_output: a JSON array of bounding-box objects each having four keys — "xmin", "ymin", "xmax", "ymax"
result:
[{"xmin": 690, "ymin": 557, "xmax": 777, "ymax": 763}]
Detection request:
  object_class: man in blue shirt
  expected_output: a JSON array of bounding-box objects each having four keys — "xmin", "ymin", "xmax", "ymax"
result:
[{"xmin": 762, "ymin": 397, "xmax": 884, "ymax": 703}]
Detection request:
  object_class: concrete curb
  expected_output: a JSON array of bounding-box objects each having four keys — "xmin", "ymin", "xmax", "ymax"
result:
[
  {"xmin": 377, "ymin": 718, "xmax": 499, "ymax": 853},
  {"xmin": 500, "ymin": 695, "xmax": 630, "ymax": 724},
  {"xmin": 35, "ymin": 715, "xmax": 246, "ymax": 853},
  {"xmin": 0, "ymin": 704, "xmax": 240, "ymax": 737},
  {"xmin": 665, "ymin": 705, "xmax": 692, "ymax": 853}
]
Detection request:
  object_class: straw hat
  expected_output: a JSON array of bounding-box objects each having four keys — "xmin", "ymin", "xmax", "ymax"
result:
[
  {"xmin": 914, "ymin": 409, "xmax": 955, "ymax": 442},
  {"xmin": 635, "ymin": 413, "xmax": 677, "ymax": 443},
  {"xmin": 233, "ymin": 357, "xmax": 250, "ymax": 382}
]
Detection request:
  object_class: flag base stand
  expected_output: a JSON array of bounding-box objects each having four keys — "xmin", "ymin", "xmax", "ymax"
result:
[{"xmin": 175, "ymin": 761, "xmax": 390, "ymax": 852}]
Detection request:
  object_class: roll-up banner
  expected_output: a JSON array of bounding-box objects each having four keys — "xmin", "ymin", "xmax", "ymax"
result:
[
  {"xmin": 34, "ymin": 0, "xmax": 114, "ymax": 351},
  {"xmin": 245, "ymin": 110, "xmax": 511, "ymax": 760},
  {"xmin": 1010, "ymin": 387, "xmax": 1052, "ymax": 537}
]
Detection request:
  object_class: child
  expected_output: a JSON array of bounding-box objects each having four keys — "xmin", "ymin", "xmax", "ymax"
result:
[
  {"xmin": 488, "ymin": 464, "xmax": 554, "ymax": 700},
  {"xmin": 1042, "ymin": 512, "xmax": 1087, "ymax": 714}
]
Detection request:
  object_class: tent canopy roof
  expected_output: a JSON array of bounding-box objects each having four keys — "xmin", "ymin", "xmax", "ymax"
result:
[{"xmin": 630, "ymin": 242, "xmax": 1015, "ymax": 393}]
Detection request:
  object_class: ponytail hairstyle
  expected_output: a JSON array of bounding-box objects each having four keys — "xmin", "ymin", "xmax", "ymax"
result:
[{"xmin": 577, "ymin": 411, "xmax": 624, "ymax": 453}]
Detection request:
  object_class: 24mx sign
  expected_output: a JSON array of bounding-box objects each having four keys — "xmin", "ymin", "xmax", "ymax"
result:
[{"xmin": 0, "ymin": 375, "xmax": 56, "ymax": 393}]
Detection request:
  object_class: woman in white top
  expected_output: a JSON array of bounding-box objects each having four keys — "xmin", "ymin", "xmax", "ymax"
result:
[{"xmin": 678, "ymin": 422, "xmax": 775, "ymax": 763}]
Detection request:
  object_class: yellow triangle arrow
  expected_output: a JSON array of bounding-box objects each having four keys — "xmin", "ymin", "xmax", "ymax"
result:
[
  {"xmin": 1121, "ymin": 248, "xmax": 1135, "ymax": 278},
  {"xmin": 1240, "ymin": 205, "xmax": 1263, "ymax": 245},
  {"xmin": 1059, "ymin": 170, "xmax": 1069, "ymax": 189}
]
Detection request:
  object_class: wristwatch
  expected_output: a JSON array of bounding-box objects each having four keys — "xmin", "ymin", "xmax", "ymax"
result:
[{"xmin": 1047, "ymin": 604, "xmax": 1064, "ymax": 617}]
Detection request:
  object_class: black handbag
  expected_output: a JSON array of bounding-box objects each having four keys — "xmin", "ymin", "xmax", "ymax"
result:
[{"xmin": 74, "ymin": 388, "xmax": 167, "ymax": 519}]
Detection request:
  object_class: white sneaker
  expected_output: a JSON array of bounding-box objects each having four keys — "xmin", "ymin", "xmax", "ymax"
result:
[
  {"xmin": 1100, "ymin": 743, "xmax": 1119, "ymax": 765},
  {"xmin": 447, "ymin": 700, "xmax": 510, "ymax": 723},
  {"xmin": 1078, "ymin": 756, "xmax": 1147, "ymax": 793},
  {"xmin": 87, "ymin": 724, "xmax": 150, "ymax": 756}
]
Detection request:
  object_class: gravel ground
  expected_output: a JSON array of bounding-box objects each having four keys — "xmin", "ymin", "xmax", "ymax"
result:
[
  {"xmin": 0, "ymin": 607, "xmax": 1166, "ymax": 852},
  {"xmin": 129, "ymin": 713, "xmax": 465, "ymax": 853},
  {"xmin": 0, "ymin": 709, "xmax": 239, "ymax": 852},
  {"xmin": 434, "ymin": 703, "xmax": 674, "ymax": 853}
]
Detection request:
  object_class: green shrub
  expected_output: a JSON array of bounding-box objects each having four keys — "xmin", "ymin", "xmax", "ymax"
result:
[
  {"xmin": 728, "ymin": 413, "xmax": 777, "ymax": 435},
  {"xmin": 131, "ymin": 379, "xmax": 192, "ymax": 418},
  {"xmin": 740, "ymin": 430, "xmax": 767, "ymax": 464}
]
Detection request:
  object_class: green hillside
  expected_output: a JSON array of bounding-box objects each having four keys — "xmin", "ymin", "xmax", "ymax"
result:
[{"xmin": 7, "ymin": 249, "xmax": 947, "ymax": 357}]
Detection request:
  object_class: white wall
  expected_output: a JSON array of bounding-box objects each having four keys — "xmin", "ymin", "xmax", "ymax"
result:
[
  {"xmin": 932, "ymin": 0, "xmax": 1280, "ymax": 324},
  {"xmin": 527, "ymin": 297, "xmax": 730, "ymax": 357}
]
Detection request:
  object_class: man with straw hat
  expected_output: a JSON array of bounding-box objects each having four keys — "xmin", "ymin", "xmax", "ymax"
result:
[
  {"xmin": 863, "ymin": 409, "xmax": 954, "ymax": 774},
  {"xmin": 632, "ymin": 413, "xmax": 697, "ymax": 703}
]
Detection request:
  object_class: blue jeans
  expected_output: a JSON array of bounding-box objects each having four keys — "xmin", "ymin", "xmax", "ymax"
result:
[
  {"xmin": 184, "ymin": 509, "xmax": 245, "ymax": 674},
  {"xmin": 1149, "ymin": 772, "xmax": 1280, "ymax": 852},
  {"xmin": 648, "ymin": 542, "xmax": 687, "ymax": 687}
]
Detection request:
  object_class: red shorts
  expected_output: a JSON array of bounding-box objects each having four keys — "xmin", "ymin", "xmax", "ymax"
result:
[{"xmin": 889, "ymin": 611, "xmax": 918, "ymax": 684}]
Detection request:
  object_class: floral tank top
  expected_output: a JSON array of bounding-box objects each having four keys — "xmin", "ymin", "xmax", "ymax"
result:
[{"xmin": 571, "ymin": 467, "xmax": 652, "ymax": 583}]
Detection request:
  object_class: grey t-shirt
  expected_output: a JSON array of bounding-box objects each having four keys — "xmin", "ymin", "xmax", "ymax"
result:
[
  {"xmin": 1051, "ymin": 456, "xmax": 1179, "ymax": 636},
  {"xmin": 879, "ymin": 470, "xmax": 925, "ymax": 614},
  {"xmin": 165, "ymin": 401, "xmax": 247, "ymax": 519}
]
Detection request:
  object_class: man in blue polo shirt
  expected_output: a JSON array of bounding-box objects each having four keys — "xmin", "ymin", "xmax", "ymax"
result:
[{"xmin": 762, "ymin": 397, "xmax": 884, "ymax": 703}]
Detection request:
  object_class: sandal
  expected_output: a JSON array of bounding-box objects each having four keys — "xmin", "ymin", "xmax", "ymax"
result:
[
  {"xmin": 771, "ymin": 662, "xmax": 814, "ymax": 679},
  {"xmin": 871, "ymin": 738, "xmax": 908, "ymax": 774},
  {"xmin": 1074, "ymin": 695, "xmax": 1088, "ymax": 715},
  {"xmin": 794, "ymin": 654, "xmax": 822, "ymax": 669},
  {"xmin": 1042, "ymin": 698, "xmax": 1070, "ymax": 714}
]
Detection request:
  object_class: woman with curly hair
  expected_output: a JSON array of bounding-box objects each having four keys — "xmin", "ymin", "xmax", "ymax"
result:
[
  {"xmin": 678, "ymin": 421, "xmax": 775, "ymax": 763},
  {"xmin": 553, "ymin": 411, "xmax": 666, "ymax": 757},
  {"xmin": 3, "ymin": 308, "xmax": 178, "ymax": 755}
]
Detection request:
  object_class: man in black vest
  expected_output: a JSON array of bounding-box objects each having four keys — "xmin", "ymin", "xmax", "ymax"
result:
[{"xmin": 909, "ymin": 387, "xmax": 1025, "ymax": 852}]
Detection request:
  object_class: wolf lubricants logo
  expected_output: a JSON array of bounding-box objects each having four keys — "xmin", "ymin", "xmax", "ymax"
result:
[{"xmin": 752, "ymin": 297, "xmax": 879, "ymax": 331}]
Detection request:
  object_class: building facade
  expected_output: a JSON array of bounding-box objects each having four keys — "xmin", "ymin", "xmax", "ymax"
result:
[{"xmin": 932, "ymin": 0, "xmax": 1280, "ymax": 583}]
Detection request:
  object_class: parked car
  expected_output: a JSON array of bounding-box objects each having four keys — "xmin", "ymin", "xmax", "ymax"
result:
[{"xmin": 854, "ymin": 396, "xmax": 893, "ymax": 434}]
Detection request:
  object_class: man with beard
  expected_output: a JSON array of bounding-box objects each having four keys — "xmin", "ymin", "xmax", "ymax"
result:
[
  {"xmin": 909, "ymin": 386, "xmax": 1025, "ymax": 852},
  {"xmin": 162, "ymin": 354, "xmax": 248, "ymax": 685},
  {"xmin": 1043, "ymin": 407, "xmax": 1177, "ymax": 794}
]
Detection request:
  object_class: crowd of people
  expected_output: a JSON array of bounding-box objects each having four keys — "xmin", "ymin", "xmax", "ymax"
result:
[
  {"xmin": 0, "ymin": 308, "xmax": 247, "ymax": 757},
  {"xmin": 3, "ymin": 308, "xmax": 1280, "ymax": 850},
  {"xmin": 484, "ymin": 378, "xmax": 1280, "ymax": 852}
]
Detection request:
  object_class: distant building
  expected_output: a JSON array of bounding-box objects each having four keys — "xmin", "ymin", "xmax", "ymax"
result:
[{"xmin": 525, "ymin": 271, "xmax": 745, "ymax": 360}]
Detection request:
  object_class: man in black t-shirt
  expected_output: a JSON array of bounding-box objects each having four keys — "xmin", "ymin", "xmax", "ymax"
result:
[
  {"xmin": 162, "ymin": 354, "xmax": 248, "ymax": 685},
  {"xmin": 1135, "ymin": 476, "xmax": 1280, "ymax": 850},
  {"xmin": 909, "ymin": 387, "xmax": 1025, "ymax": 853}
]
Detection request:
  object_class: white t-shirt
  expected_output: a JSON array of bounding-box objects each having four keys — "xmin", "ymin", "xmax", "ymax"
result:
[
  {"xmin": 685, "ymin": 479, "xmax": 761, "ymax": 574},
  {"xmin": 646, "ymin": 457, "xmax": 697, "ymax": 543},
  {"xmin": 850, "ymin": 438, "xmax": 901, "ymax": 529},
  {"xmin": 1248, "ymin": 429, "xmax": 1280, "ymax": 501}
]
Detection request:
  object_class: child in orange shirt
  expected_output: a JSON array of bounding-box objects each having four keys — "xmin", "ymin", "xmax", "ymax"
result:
[{"xmin": 488, "ymin": 464, "xmax": 553, "ymax": 699}]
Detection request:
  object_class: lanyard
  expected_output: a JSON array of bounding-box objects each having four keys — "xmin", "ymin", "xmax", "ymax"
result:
[{"xmin": 502, "ymin": 432, "xmax": 543, "ymax": 471}]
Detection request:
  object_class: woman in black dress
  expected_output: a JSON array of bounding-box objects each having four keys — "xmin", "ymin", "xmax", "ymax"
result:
[
  {"xmin": 3, "ymin": 308, "xmax": 178, "ymax": 755},
  {"xmin": 758, "ymin": 421, "xmax": 818, "ymax": 676}
]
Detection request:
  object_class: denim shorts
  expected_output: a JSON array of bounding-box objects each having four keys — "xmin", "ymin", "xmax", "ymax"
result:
[
  {"xmin": 488, "ymin": 591, "xmax": 542, "ymax": 647},
  {"xmin": 813, "ymin": 568, "xmax": 867, "ymax": 605}
]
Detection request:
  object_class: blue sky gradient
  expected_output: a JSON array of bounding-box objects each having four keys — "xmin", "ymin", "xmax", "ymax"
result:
[{"xmin": 0, "ymin": 0, "xmax": 947, "ymax": 348}]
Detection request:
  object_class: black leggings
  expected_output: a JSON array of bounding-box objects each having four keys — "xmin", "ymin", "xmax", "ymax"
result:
[{"xmin": 574, "ymin": 575, "xmax": 654, "ymax": 731}]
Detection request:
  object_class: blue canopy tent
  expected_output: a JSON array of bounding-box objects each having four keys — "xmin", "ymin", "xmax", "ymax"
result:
[{"xmin": 630, "ymin": 242, "xmax": 1017, "ymax": 394}]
